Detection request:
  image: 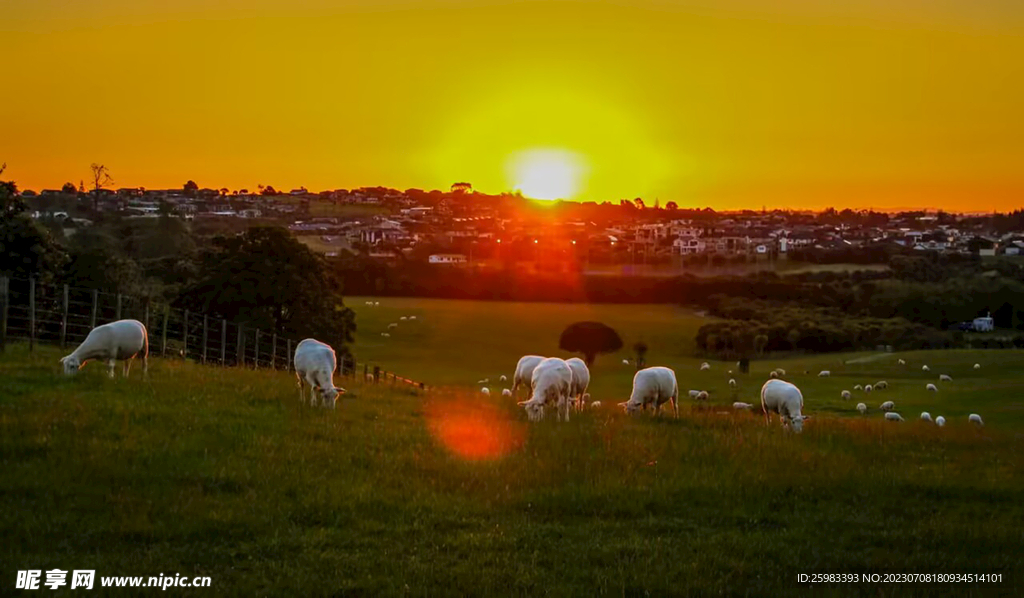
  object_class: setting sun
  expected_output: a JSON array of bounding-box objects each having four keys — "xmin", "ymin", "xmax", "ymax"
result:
[{"xmin": 508, "ymin": 149, "xmax": 587, "ymax": 201}]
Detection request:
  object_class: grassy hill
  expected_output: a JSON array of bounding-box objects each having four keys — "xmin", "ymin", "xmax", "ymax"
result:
[{"xmin": 3, "ymin": 343, "xmax": 1023, "ymax": 595}]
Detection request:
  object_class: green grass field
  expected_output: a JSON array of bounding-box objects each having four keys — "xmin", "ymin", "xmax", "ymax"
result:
[{"xmin": 4, "ymin": 299, "xmax": 1024, "ymax": 595}]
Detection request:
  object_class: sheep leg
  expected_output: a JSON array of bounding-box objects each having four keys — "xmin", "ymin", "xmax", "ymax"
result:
[
  {"xmin": 142, "ymin": 354, "xmax": 149, "ymax": 380},
  {"xmin": 123, "ymin": 358, "xmax": 131, "ymax": 378},
  {"xmin": 671, "ymin": 396, "xmax": 679, "ymax": 418},
  {"xmin": 295, "ymin": 372, "xmax": 305, "ymax": 403},
  {"xmin": 107, "ymin": 359, "xmax": 116, "ymax": 379}
]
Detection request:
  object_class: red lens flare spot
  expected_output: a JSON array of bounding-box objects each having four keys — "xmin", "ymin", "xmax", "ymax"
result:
[{"xmin": 425, "ymin": 396, "xmax": 526, "ymax": 461}]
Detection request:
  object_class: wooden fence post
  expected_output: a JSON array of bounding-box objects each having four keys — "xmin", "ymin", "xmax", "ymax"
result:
[
  {"xmin": 271, "ymin": 334, "xmax": 277, "ymax": 369},
  {"xmin": 161, "ymin": 305, "xmax": 169, "ymax": 357},
  {"xmin": 28, "ymin": 278, "xmax": 35, "ymax": 352},
  {"xmin": 116, "ymin": 293, "xmax": 122, "ymax": 320},
  {"xmin": 0, "ymin": 277, "xmax": 8, "ymax": 353},
  {"xmin": 60, "ymin": 284, "xmax": 69, "ymax": 349},
  {"xmin": 286, "ymin": 339, "xmax": 292, "ymax": 371},
  {"xmin": 254, "ymin": 329, "xmax": 260, "ymax": 369},
  {"xmin": 182, "ymin": 309, "xmax": 189, "ymax": 359},
  {"xmin": 236, "ymin": 325, "xmax": 244, "ymax": 368},
  {"xmin": 202, "ymin": 315, "xmax": 209, "ymax": 365},
  {"xmin": 221, "ymin": 319, "xmax": 227, "ymax": 365},
  {"xmin": 90, "ymin": 289, "xmax": 98, "ymax": 329},
  {"xmin": 144, "ymin": 299, "xmax": 151, "ymax": 332},
  {"xmin": 373, "ymin": 365, "xmax": 380, "ymax": 384}
]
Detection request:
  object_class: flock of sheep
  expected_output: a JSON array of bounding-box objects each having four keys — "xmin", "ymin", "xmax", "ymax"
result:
[{"xmin": 57, "ymin": 318, "xmax": 987, "ymax": 431}]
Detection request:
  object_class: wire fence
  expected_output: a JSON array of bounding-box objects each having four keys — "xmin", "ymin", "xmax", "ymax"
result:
[{"xmin": 0, "ymin": 276, "xmax": 426, "ymax": 390}]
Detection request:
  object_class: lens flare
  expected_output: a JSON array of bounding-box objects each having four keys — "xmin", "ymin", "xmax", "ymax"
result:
[
  {"xmin": 507, "ymin": 148, "xmax": 587, "ymax": 200},
  {"xmin": 424, "ymin": 395, "xmax": 526, "ymax": 461}
]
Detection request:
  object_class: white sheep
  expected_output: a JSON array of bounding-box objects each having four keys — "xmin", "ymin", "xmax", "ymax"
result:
[
  {"xmin": 622, "ymin": 359, "xmax": 630, "ymax": 365},
  {"xmin": 969, "ymin": 413, "xmax": 984, "ymax": 426},
  {"xmin": 293, "ymin": 338, "xmax": 345, "ymax": 408},
  {"xmin": 60, "ymin": 319, "xmax": 149, "ymax": 379},
  {"xmin": 854, "ymin": 384, "xmax": 863, "ymax": 391},
  {"xmin": 381, "ymin": 332, "xmax": 390, "ymax": 338},
  {"xmin": 388, "ymin": 323, "xmax": 398, "ymax": 329},
  {"xmin": 818, "ymin": 370, "xmax": 830, "ymax": 377},
  {"xmin": 481, "ymin": 387, "xmax": 490, "ymax": 396},
  {"xmin": 696, "ymin": 390, "xmax": 709, "ymax": 401},
  {"xmin": 365, "ymin": 372, "xmax": 374, "ymax": 381},
  {"xmin": 374, "ymin": 301, "xmax": 380, "ymax": 306},
  {"xmin": 875, "ymin": 381, "xmax": 888, "ymax": 390},
  {"xmin": 501, "ymin": 388, "xmax": 512, "ymax": 397},
  {"xmin": 935, "ymin": 416, "xmax": 946, "ymax": 427},
  {"xmin": 519, "ymin": 357, "xmax": 574, "ymax": 422},
  {"xmin": 939, "ymin": 374, "xmax": 952, "ymax": 382},
  {"xmin": 841, "ymin": 390, "xmax": 851, "ymax": 400},
  {"xmin": 775, "ymin": 368, "xmax": 786, "ymax": 376},
  {"xmin": 769, "ymin": 371, "xmax": 779, "ymax": 379},
  {"xmin": 884, "ymin": 412, "xmax": 904, "ymax": 422},
  {"xmin": 728, "ymin": 370, "xmax": 733, "ymax": 375},
  {"xmin": 499, "ymin": 374, "xmax": 507, "ymax": 382},
  {"xmin": 565, "ymin": 357, "xmax": 591, "ymax": 412},
  {"xmin": 898, "ymin": 358, "xmax": 906, "ymax": 365},
  {"xmin": 857, "ymin": 402, "xmax": 867, "ymax": 414},
  {"xmin": 879, "ymin": 400, "xmax": 895, "ymax": 411},
  {"xmin": 400, "ymin": 316, "xmax": 407, "ymax": 321},
  {"xmin": 476, "ymin": 378, "xmax": 490, "ymax": 384},
  {"xmin": 920, "ymin": 412, "xmax": 933, "ymax": 422},
  {"xmin": 729, "ymin": 378, "xmax": 737, "ymax": 388},
  {"xmin": 700, "ymin": 362, "xmax": 710, "ymax": 371},
  {"xmin": 511, "ymin": 355, "xmax": 545, "ymax": 398},
  {"xmin": 619, "ymin": 366, "xmax": 679, "ymax": 417},
  {"xmin": 922, "ymin": 365, "xmax": 930, "ymax": 371},
  {"xmin": 688, "ymin": 390, "xmax": 701, "ymax": 398},
  {"xmin": 865, "ymin": 384, "xmax": 873, "ymax": 393},
  {"xmin": 926, "ymin": 383, "xmax": 937, "ymax": 392},
  {"xmin": 733, "ymin": 401, "xmax": 752, "ymax": 409},
  {"xmin": 973, "ymin": 363, "xmax": 980, "ymax": 369},
  {"xmin": 760, "ymin": 379, "xmax": 809, "ymax": 432},
  {"xmin": 590, "ymin": 400, "xmax": 602, "ymax": 408},
  {"xmin": 409, "ymin": 315, "xmax": 417, "ymax": 320}
]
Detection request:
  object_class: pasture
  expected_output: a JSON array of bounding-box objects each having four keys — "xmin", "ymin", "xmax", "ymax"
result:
[{"xmin": 2, "ymin": 340, "xmax": 1023, "ymax": 596}]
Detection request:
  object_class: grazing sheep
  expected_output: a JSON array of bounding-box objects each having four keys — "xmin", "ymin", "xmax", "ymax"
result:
[
  {"xmin": 501, "ymin": 388, "xmax": 512, "ymax": 397},
  {"xmin": 400, "ymin": 316, "xmax": 407, "ymax": 321},
  {"xmin": 973, "ymin": 363, "xmax": 980, "ymax": 369},
  {"xmin": 590, "ymin": 401, "xmax": 602, "ymax": 408},
  {"xmin": 565, "ymin": 357, "xmax": 591, "ymax": 412},
  {"xmin": 688, "ymin": 390, "xmax": 701, "ymax": 398},
  {"xmin": 388, "ymin": 323, "xmax": 398, "ymax": 329},
  {"xmin": 769, "ymin": 371, "xmax": 779, "ymax": 379},
  {"xmin": 969, "ymin": 413, "xmax": 984, "ymax": 426},
  {"xmin": 922, "ymin": 365, "xmax": 930, "ymax": 371},
  {"xmin": 926, "ymin": 383, "xmax": 937, "ymax": 392},
  {"xmin": 854, "ymin": 384, "xmax": 863, "ymax": 391},
  {"xmin": 365, "ymin": 372, "xmax": 374, "ymax": 381},
  {"xmin": 879, "ymin": 400, "xmax": 895, "ymax": 411},
  {"xmin": 775, "ymin": 368, "xmax": 786, "ymax": 376},
  {"xmin": 374, "ymin": 301, "xmax": 380, "ymax": 306},
  {"xmin": 476, "ymin": 378, "xmax": 490, "ymax": 384},
  {"xmin": 728, "ymin": 369, "xmax": 733, "ymax": 374},
  {"xmin": 696, "ymin": 390, "xmax": 709, "ymax": 401},
  {"xmin": 481, "ymin": 387, "xmax": 490, "ymax": 395},
  {"xmin": 818, "ymin": 370, "xmax": 830, "ymax": 377},
  {"xmin": 293, "ymin": 338, "xmax": 345, "ymax": 408},
  {"xmin": 700, "ymin": 362, "xmax": 711, "ymax": 371},
  {"xmin": 409, "ymin": 316, "xmax": 417, "ymax": 320},
  {"xmin": 856, "ymin": 402, "xmax": 867, "ymax": 414},
  {"xmin": 935, "ymin": 416, "xmax": 946, "ymax": 427},
  {"xmin": 381, "ymin": 332, "xmax": 390, "ymax": 337},
  {"xmin": 499, "ymin": 374, "xmax": 507, "ymax": 382},
  {"xmin": 864, "ymin": 384, "xmax": 873, "ymax": 393},
  {"xmin": 875, "ymin": 381, "xmax": 888, "ymax": 389},
  {"xmin": 512, "ymin": 355, "xmax": 546, "ymax": 397},
  {"xmin": 519, "ymin": 358, "xmax": 574, "ymax": 422},
  {"xmin": 618, "ymin": 366, "xmax": 679, "ymax": 417},
  {"xmin": 729, "ymin": 378, "xmax": 737, "ymax": 388},
  {"xmin": 733, "ymin": 402, "xmax": 752, "ymax": 409},
  {"xmin": 60, "ymin": 319, "xmax": 149, "ymax": 379},
  {"xmin": 920, "ymin": 412, "xmax": 933, "ymax": 422},
  {"xmin": 884, "ymin": 412, "xmax": 904, "ymax": 422},
  {"xmin": 622, "ymin": 359, "xmax": 630, "ymax": 365},
  {"xmin": 760, "ymin": 379, "xmax": 809, "ymax": 432},
  {"xmin": 841, "ymin": 390, "xmax": 852, "ymax": 400},
  {"xmin": 939, "ymin": 374, "xmax": 952, "ymax": 382},
  {"xmin": 898, "ymin": 358, "xmax": 906, "ymax": 365}
]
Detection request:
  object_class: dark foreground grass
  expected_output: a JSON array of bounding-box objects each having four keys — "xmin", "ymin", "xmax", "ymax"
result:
[{"xmin": 3, "ymin": 345, "xmax": 1023, "ymax": 597}]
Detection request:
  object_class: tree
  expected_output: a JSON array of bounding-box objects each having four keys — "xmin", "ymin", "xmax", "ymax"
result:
[
  {"xmin": 665, "ymin": 201, "xmax": 678, "ymax": 211},
  {"xmin": 0, "ymin": 175, "xmax": 67, "ymax": 283},
  {"xmin": 754, "ymin": 334, "xmax": 769, "ymax": 356},
  {"xmin": 558, "ymin": 321, "xmax": 623, "ymax": 366},
  {"xmin": 634, "ymin": 198, "xmax": 645, "ymax": 209},
  {"xmin": 177, "ymin": 226, "xmax": 356, "ymax": 359},
  {"xmin": 261, "ymin": 185, "xmax": 278, "ymax": 196},
  {"xmin": 633, "ymin": 340, "xmax": 648, "ymax": 371},
  {"xmin": 89, "ymin": 163, "xmax": 114, "ymax": 211},
  {"xmin": 183, "ymin": 180, "xmax": 199, "ymax": 198},
  {"xmin": 61, "ymin": 182, "xmax": 77, "ymax": 194},
  {"xmin": 62, "ymin": 228, "xmax": 143, "ymax": 294}
]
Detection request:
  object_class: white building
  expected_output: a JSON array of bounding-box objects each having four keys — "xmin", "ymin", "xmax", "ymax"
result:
[{"xmin": 429, "ymin": 254, "xmax": 468, "ymax": 265}]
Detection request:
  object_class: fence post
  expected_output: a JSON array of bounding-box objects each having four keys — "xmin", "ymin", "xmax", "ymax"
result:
[
  {"xmin": 254, "ymin": 329, "xmax": 260, "ymax": 369},
  {"xmin": 0, "ymin": 277, "xmax": 8, "ymax": 353},
  {"xmin": 373, "ymin": 365, "xmax": 380, "ymax": 384},
  {"xmin": 221, "ymin": 319, "xmax": 227, "ymax": 365},
  {"xmin": 286, "ymin": 339, "xmax": 292, "ymax": 371},
  {"xmin": 182, "ymin": 309, "xmax": 189, "ymax": 359},
  {"xmin": 116, "ymin": 293, "xmax": 122, "ymax": 320},
  {"xmin": 60, "ymin": 284, "xmax": 69, "ymax": 349},
  {"xmin": 161, "ymin": 305, "xmax": 169, "ymax": 357},
  {"xmin": 28, "ymin": 278, "xmax": 36, "ymax": 352},
  {"xmin": 202, "ymin": 315, "xmax": 209, "ymax": 365},
  {"xmin": 271, "ymin": 334, "xmax": 277, "ymax": 370},
  {"xmin": 90, "ymin": 289, "xmax": 98, "ymax": 329},
  {"xmin": 144, "ymin": 298, "xmax": 151, "ymax": 332},
  {"xmin": 236, "ymin": 325, "xmax": 244, "ymax": 368}
]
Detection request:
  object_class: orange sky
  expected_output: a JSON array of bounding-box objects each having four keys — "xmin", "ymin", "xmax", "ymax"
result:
[{"xmin": 2, "ymin": 0, "xmax": 1022, "ymax": 211}]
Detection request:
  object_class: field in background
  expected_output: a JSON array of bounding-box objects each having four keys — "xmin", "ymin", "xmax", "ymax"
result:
[{"xmin": 2, "ymin": 344, "xmax": 1022, "ymax": 595}]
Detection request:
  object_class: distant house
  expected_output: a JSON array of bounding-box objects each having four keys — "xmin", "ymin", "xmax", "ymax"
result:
[
  {"xmin": 973, "ymin": 315, "xmax": 995, "ymax": 332},
  {"xmin": 429, "ymin": 254, "xmax": 468, "ymax": 265},
  {"xmin": 672, "ymin": 237, "xmax": 705, "ymax": 255}
]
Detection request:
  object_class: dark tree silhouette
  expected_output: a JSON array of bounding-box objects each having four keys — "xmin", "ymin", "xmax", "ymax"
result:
[
  {"xmin": 559, "ymin": 321, "xmax": 623, "ymax": 366},
  {"xmin": 0, "ymin": 176, "xmax": 67, "ymax": 283},
  {"xmin": 61, "ymin": 182, "xmax": 77, "ymax": 194}
]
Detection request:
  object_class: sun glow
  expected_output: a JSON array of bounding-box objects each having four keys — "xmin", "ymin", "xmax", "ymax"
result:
[{"xmin": 508, "ymin": 149, "xmax": 587, "ymax": 201}]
